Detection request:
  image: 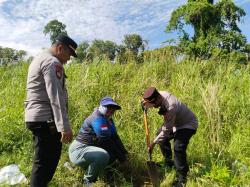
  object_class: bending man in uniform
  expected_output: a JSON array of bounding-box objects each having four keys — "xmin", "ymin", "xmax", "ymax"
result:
[
  {"xmin": 25, "ymin": 34, "xmax": 78, "ymax": 187},
  {"xmin": 69, "ymin": 96, "xmax": 128, "ymax": 185},
  {"xmin": 142, "ymin": 87, "xmax": 198, "ymax": 187}
]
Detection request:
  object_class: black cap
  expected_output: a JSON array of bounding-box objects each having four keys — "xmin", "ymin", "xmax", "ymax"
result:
[
  {"xmin": 143, "ymin": 87, "xmax": 160, "ymax": 102},
  {"xmin": 55, "ymin": 34, "xmax": 78, "ymax": 57}
]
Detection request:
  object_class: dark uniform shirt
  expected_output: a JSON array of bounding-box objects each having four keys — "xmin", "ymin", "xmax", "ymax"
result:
[{"xmin": 153, "ymin": 91, "xmax": 198, "ymax": 143}]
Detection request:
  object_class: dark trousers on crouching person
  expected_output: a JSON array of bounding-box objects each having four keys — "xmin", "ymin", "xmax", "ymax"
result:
[
  {"xmin": 157, "ymin": 128, "xmax": 196, "ymax": 184},
  {"xmin": 26, "ymin": 122, "xmax": 62, "ymax": 187}
]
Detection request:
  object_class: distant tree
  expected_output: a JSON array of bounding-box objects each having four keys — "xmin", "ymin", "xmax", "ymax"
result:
[
  {"xmin": 43, "ymin": 20, "xmax": 67, "ymax": 44},
  {"xmin": 166, "ymin": 0, "xmax": 246, "ymax": 59},
  {"xmin": 116, "ymin": 45, "xmax": 126, "ymax": 55},
  {"xmin": 75, "ymin": 41, "xmax": 89, "ymax": 63},
  {"xmin": 15, "ymin": 50, "xmax": 27, "ymax": 60},
  {"xmin": 88, "ymin": 40, "xmax": 117, "ymax": 61},
  {"xmin": 123, "ymin": 34, "xmax": 145, "ymax": 55},
  {"xmin": 188, "ymin": 0, "xmax": 214, "ymax": 4},
  {"xmin": 121, "ymin": 34, "xmax": 148, "ymax": 63},
  {"xmin": 27, "ymin": 56, "xmax": 34, "ymax": 64},
  {"xmin": 216, "ymin": 0, "xmax": 246, "ymax": 52},
  {"xmin": 0, "ymin": 47, "xmax": 15, "ymax": 59},
  {"xmin": 115, "ymin": 45, "xmax": 127, "ymax": 64},
  {"xmin": 0, "ymin": 46, "xmax": 27, "ymax": 65},
  {"xmin": 243, "ymin": 43, "xmax": 250, "ymax": 53}
]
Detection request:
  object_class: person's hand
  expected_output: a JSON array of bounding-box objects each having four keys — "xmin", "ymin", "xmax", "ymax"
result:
[
  {"xmin": 141, "ymin": 100, "xmax": 155, "ymax": 109},
  {"xmin": 61, "ymin": 129, "xmax": 73, "ymax": 144},
  {"xmin": 141, "ymin": 100, "xmax": 146, "ymax": 111},
  {"xmin": 148, "ymin": 142, "xmax": 155, "ymax": 155}
]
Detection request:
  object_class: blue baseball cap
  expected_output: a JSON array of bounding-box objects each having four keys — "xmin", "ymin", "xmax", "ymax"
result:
[{"xmin": 100, "ymin": 96, "xmax": 121, "ymax": 110}]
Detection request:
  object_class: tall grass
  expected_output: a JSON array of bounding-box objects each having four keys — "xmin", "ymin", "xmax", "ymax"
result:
[{"xmin": 0, "ymin": 58, "xmax": 249, "ymax": 186}]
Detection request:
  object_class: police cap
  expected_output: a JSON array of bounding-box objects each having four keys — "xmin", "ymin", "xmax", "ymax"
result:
[
  {"xmin": 55, "ymin": 34, "xmax": 78, "ymax": 57},
  {"xmin": 143, "ymin": 87, "xmax": 160, "ymax": 102}
]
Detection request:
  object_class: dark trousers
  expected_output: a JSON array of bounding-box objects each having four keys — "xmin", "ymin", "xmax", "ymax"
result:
[
  {"xmin": 26, "ymin": 122, "xmax": 62, "ymax": 187},
  {"xmin": 157, "ymin": 128, "xmax": 196, "ymax": 181}
]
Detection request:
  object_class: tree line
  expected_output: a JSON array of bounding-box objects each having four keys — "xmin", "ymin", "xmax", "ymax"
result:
[
  {"xmin": 0, "ymin": 47, "xmax": 26, "ymax": 65},
  {"xmin": 43, "ymin": 0, "xmax": 249, "ymax": 64},
  {"xmin": 1, "ymin": 0, "xmax": 249, "ymax": 65},
  {"xmin": 43, "ymin": 20, "xmax": 147, "ymax": 64}
]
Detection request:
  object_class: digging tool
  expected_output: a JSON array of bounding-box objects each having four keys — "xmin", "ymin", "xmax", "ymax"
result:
[{"xmin": 143, "ymin": 109, "xmax": 161, "ymax": 187}]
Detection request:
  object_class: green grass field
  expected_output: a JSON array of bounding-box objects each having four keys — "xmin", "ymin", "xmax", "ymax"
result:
[{"xmin": 0, "ymin": 58, "xmax": 249, "ymax": 186}]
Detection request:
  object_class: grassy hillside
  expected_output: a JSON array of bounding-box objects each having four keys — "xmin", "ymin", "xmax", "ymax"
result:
[{"xmin": 0, "ymin": 58, "xmax": 249, "ymax": 186}]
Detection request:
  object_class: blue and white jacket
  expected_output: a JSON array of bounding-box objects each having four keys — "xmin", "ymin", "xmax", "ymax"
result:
[{"xmin": 76, "ymin": 108, "xmax": 127, "ymax": 162}]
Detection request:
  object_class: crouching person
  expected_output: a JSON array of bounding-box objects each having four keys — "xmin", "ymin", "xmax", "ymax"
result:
[{"xmin": 69, "ymin": 96, "xmax": 128, "ymax": 185}]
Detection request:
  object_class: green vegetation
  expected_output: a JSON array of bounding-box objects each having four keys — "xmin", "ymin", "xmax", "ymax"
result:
[
  {"xmin": 0, "ymin": 1, "xmax": 249, "ymax": 186},
  {"xmin": 0, "ymin": 47, "xmax": 26, "ymax": 65},
  {"xmin": 74, "ymin": 33, "xmax": 146, "ymax": 64},
  {"xmin": 166, "ymin": 0, "xmax": 249, "ymax": 61},
  {"xmin": 0, "ymin": 55, "xmax": 249, "ymax": 186},
  {"xmin": 41, "ymin": 19, "xmax": 147, "ymax": 64},
  {"xmin": 43, "ymin": 20, "xmax": 68, "ymax": 44}
]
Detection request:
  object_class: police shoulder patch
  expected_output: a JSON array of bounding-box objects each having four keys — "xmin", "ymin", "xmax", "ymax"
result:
[{"xmin": 55, "ymin": 64, "xmax": 63, "ymax": 79}]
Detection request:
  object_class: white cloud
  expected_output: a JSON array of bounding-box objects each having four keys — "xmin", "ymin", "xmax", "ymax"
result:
[
  {"xmin": 235, "ymin": 0, "xmax": 250, "ymax": 5},
  {"xmin": 0, "ymin": 0, "xmax": 249, "ymax": 56},
  {"xmin": 0, "ymin": 0, "xmax": 7, "ymax": 5},
  {"xmin": 0, "ymin": 0, "xmax": 184, "ymax": 55}
]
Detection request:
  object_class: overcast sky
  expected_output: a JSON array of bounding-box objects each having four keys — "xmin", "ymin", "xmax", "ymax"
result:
[{"xmin": 0, "ymin": 0, "xmax": 249, "ymax": 56}]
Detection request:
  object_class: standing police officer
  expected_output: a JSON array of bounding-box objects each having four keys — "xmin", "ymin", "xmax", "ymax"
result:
[{"xmin": 25, "ymin": 34, "xmax": 78, "ymax": 187}]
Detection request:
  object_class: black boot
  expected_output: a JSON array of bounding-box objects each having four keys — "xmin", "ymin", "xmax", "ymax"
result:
[{"xmin": 172, "ymin": 174, "xmax": 186, "ymax": 187}]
